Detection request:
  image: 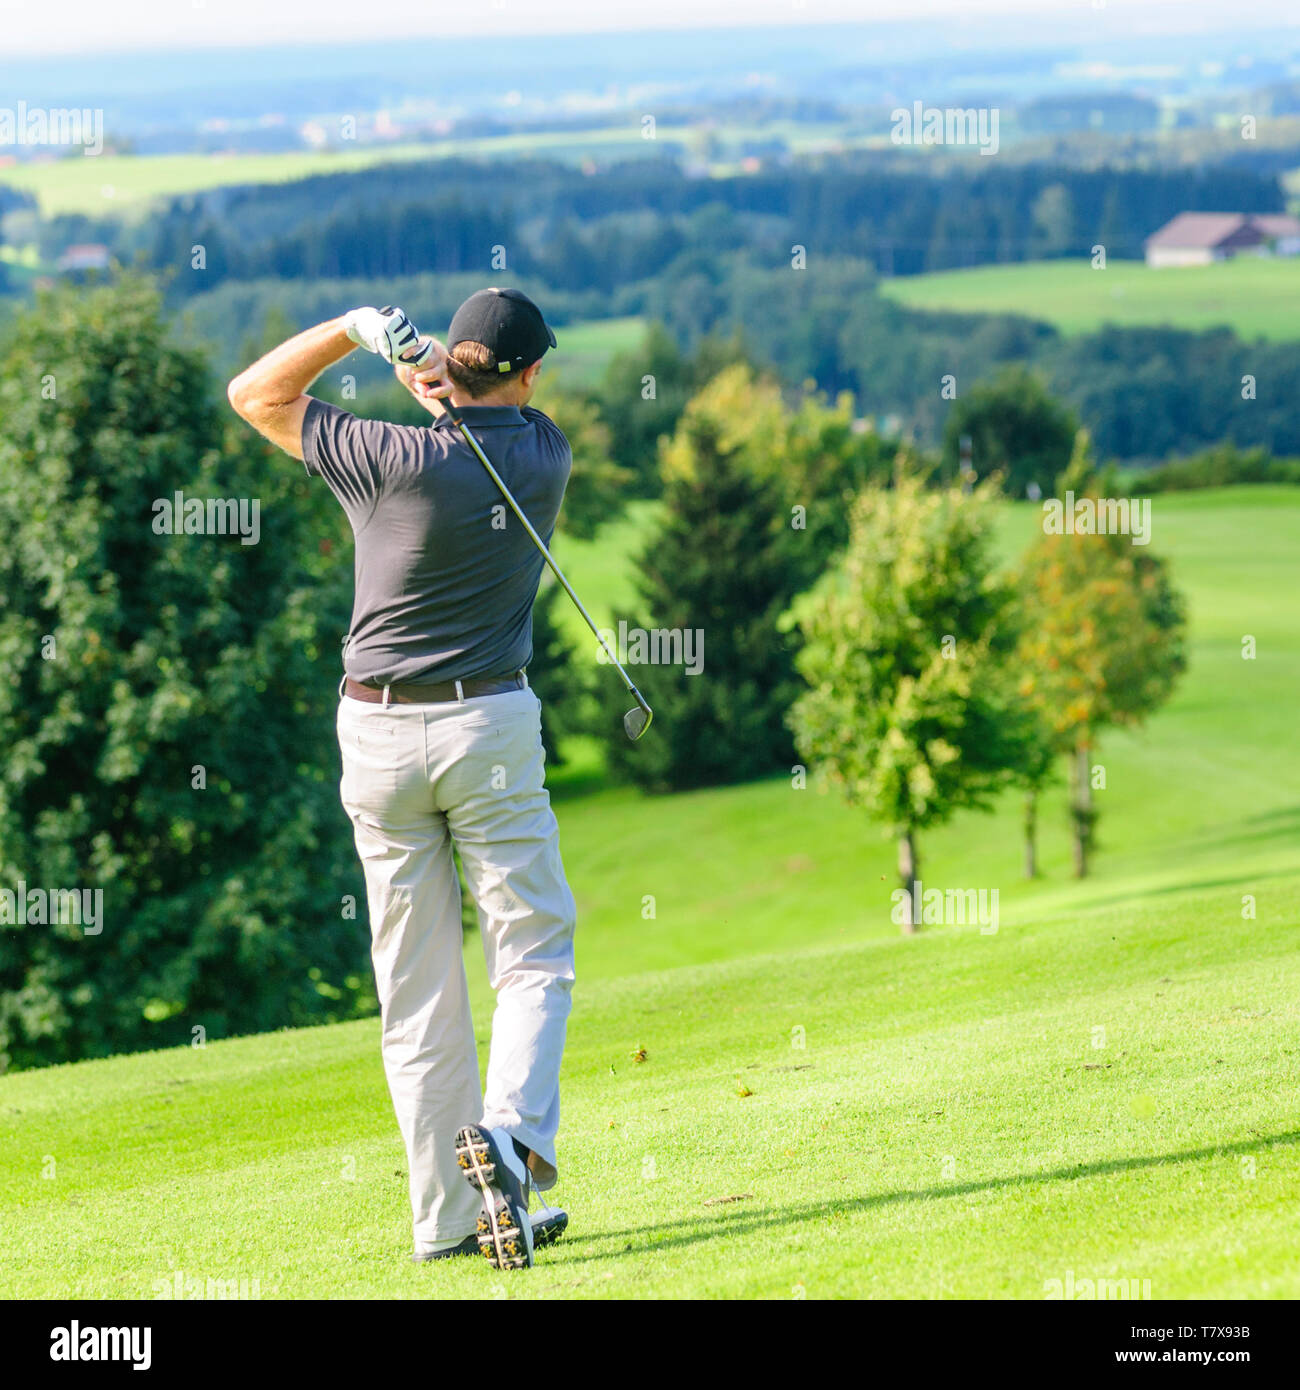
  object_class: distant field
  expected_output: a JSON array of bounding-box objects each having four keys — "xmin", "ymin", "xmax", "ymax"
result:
[
  {"xmin": 0, "ymin": 133, "xmax": 663, "ymax": 217},
  {"xmin": 879, "ymin": 256, "xmax": 1300, "ymax": 342},
  {"xmin": 0, "ymin": 120, "xmax": 863, "ymax": 218},
  {"xmin": 549, "ymin": 316, "xmax": 644, "ymax": 391}
]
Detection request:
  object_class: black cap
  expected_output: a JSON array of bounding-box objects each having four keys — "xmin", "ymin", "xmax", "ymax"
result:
[{"xmin": 447, "ymin": 287, "xmax": 557, "ymax": 375}]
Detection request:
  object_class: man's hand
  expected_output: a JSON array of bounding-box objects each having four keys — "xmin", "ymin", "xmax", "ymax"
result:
[
  {"xmin": 396, "ymin": 335, "xmax": 455, "ymax": 418},
  {"xmin": 344, "ymin": 306, "xmax": 435, "ymax": 366}
]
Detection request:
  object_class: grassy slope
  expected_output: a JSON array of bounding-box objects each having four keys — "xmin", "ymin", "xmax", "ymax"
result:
[
  {"xmin": 554, "ymin": 488, "xmax": 1300, "ymax": 976},
  {"xmin": 4, "ymin": 877, "xmax": 1295, "ymax": 1300},
  {"xmin": 547, "ymin": 316, "xmax": 644, "ymax": 391},
  {"xmin": 879, "ymin": 256, "xmax": 1300, "ymax": 342},
  {"xmin": 1, "ymin": 488, "xmax": 1297, "ymax": 1298}
]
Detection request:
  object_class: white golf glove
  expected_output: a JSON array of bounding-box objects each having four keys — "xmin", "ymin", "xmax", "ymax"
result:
[{"xmin": 343, "ymin": 305, "xmax": 434, "ymax": 366}]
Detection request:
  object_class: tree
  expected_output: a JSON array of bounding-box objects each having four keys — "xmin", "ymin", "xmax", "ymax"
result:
[
  {"xmin": 942, "ymin": 366, "xmax": 1079, "ymax": 499},
  {"xmin": 594, "ymin": 322, "xmax": 747, "ymax": 496},
  {"xmin": 527, "ymin": 581, "xmax": 596, "ymax": 768},
  {"xmin": 529, "ymin": 381, "xmax": 632, "ymax": 541},
  {"xmin": 604, "ymin": 372, "xmax": 804, "ymax": 791},
  {"xmin": 1030, "ymin": 183, "xmax": 1076, "ymax": 258},
  {"xmin": 790, "ymin": 469, "xmax": 1041, "ymax": 931},
  {"xmin": 594, "ymin": 323, "xmax": 691, "ymax": 494},
  {"xmin": 1017, "ymin": 733, "xmax": 1058, "ymax": 880},
  {"xmin": 0, "ymin": 276, "xmax": 371, "ymax": 1070},
  {"xmin": 1016, "ymin": 426, "xmax": 1108, "ymax": 880},
  {"xmin": 1016, "ymin": 511, "xmax": 1187, "ymax": 877},
  {"xmin": 728, "ymin": 369, "xmax": 899, "ymax": 576}
]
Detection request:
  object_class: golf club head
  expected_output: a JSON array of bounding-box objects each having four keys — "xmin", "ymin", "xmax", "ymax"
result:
[{"xmin": 623, "ymin": 699, "xmax": 653, "ymax": 741}]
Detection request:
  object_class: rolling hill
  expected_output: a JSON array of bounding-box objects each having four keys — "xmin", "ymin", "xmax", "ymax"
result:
[
  {"xmin": 2, "ymin": 488, "xmax": 1297, "ymax": 1299},
  {"xmin": 879, "ymin": 257, "xmax": 1300, "ymax": 343}
]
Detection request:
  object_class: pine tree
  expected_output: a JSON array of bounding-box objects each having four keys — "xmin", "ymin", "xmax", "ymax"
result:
[{"xmin": 604, "ymin": 394, "xmax": 802, "ymax": 792}]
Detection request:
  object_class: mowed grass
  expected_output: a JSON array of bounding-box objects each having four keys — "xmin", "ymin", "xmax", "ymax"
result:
[
  {"xmin": 548, "ymin": 498, "xmax": 659, "ymax": 641},
  {"xmin": 879, "ymin": 256, "xmax": 1300, "ymax": 342},
  {"xmin": 547, "ymin": 316, "xmax": 644, "ymax": 392},
  {"xmin": 2, "ymin": 878, "xmax": 1295, "ymax": 1299},
  {"xmin": 550, "ymin": 489, "xmax": 1300, "ymax": 977},
  {"xmin": 1, "ymin": 488, "xmax": 1297, "ymax": 1298}
]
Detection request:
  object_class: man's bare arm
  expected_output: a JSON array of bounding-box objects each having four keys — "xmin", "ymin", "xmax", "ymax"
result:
[
  {"xmin": 227, "ymin": 317, "xmax": 354, "ymax": 461},
  {"xmin": 228, "ymin": 306, "xmax": 434, "ymax": 459}
]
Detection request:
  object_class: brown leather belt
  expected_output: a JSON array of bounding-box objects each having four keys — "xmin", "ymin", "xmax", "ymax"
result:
[{"xmin": 343, "ymin": 670, "xmax": 526, "ymax": 705}]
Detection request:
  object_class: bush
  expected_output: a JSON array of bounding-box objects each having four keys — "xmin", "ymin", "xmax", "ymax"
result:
[
  {"xmin": 0, "ymin": 277, "xmax": 372, "ymax": 1071},
  {"xmin": 1133, "ymin": 443, "xmax": 1300, "ymax": 493}
]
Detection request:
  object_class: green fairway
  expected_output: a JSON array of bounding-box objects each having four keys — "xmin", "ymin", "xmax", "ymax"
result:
[
  {"xmin": 2, "ymin": 487, "xmax": 1297, "ymax": 1298},
  {"xmin": 3, "ymin": 875, "xmax": 1295, "ymax": 1300},
  {"xmin": 549, "ymin": 498, "xmax": 659, "ymax": 644},
  {"xmin": 548, "ymin": 316, "xmax": 644, "ymax": 391},
  {"xmin": 880, "ymin": 256, "xmax": 1300, "ymax": 342}
]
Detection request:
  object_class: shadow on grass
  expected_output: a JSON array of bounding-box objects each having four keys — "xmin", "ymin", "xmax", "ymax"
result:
[
  {"xmin": 567, "ymin": 1129, "xmax": 1300, "ymax": 1261},
  {"xmin": 1026, "ymin": 864, "xmax": 1300, "ymax": 923},
  {"xmin": 1176, "ymin": 805, "xmax": 1300, "ymax": 854},
  {"xmin": 1236, "ymin": 805, "xmax": 1300, "ymax": 830}
]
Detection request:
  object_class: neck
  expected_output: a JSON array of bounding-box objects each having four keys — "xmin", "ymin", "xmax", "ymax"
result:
[{"xmin": 450, "ymin": 391, "xmax": 520, "ymax": 410}]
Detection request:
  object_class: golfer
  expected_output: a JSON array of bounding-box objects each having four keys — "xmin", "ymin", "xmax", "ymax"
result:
[{"xmin": 227, "ymin": 289, "xmax": 576, "ymax": 1270}]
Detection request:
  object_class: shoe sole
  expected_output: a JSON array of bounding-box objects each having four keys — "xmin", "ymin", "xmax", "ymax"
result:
[{"xmin": 455, "ymin": 1125, "xmax": 533, "ymax": 1270}]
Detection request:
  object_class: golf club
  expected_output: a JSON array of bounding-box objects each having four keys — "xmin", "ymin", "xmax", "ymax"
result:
[{"xmin": 405, "ymin": 333, "xmax": 653, "ymax": 741}]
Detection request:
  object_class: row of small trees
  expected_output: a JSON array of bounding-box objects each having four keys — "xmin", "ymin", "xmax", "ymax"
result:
[
  {"xmin": 595, "ymin": 366, "xmax": 1187, "ymax": 926},
  {"xmin": 791, "ymin": 467, "xmax": 1185, "ymax": 926}
]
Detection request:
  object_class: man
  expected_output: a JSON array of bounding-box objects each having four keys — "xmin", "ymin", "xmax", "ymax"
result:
[{"xmin": 227, "ymin": 289, "xmax": 576, "ymax": 1270}]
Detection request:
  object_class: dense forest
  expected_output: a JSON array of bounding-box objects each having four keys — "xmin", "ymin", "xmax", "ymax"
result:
[
  {"xmin": 34, "ymin": 153, "xmax": 1286, "ymax": 286},
  {"xmin": 4, "ymin": 149, "xmax": 1299, "ymax": 464}
]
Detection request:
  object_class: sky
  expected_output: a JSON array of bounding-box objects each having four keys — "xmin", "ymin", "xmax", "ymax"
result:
[{"xmin": 2, "ymin": 0, "xmax": 1295, "ymax": 57}]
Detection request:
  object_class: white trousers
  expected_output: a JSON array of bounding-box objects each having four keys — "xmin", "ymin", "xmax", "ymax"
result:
[{"xmin": 336, "ymin": 685, "xmax": 576, "ymax": 1246}]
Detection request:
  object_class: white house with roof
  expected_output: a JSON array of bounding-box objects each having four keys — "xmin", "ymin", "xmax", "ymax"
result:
[
  {"xmin": 1251, "ymin": 214, "xmax": 1300, "ymax": 257},
  {"xmin": 56, "ymin": 243, "xmax": 112, "ymax": 274}
]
